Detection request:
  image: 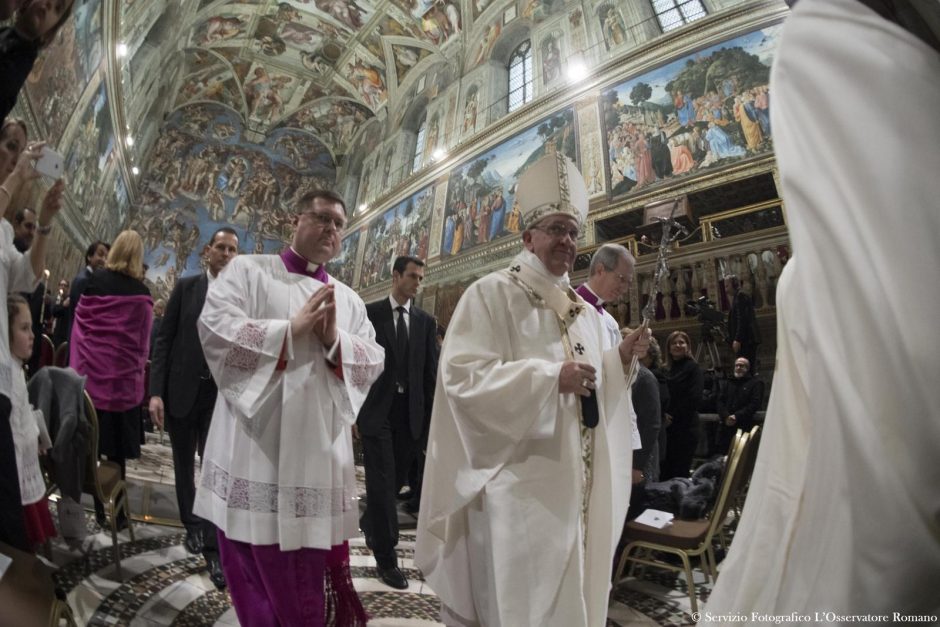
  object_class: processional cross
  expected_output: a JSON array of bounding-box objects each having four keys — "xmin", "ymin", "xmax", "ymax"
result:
[{"xmin": 629, "ymin": 199, "xmax": 688, "ymax": 374}]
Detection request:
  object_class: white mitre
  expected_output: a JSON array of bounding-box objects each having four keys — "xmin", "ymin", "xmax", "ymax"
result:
[{"xmin": 516, "ymin": 152, "xmax": 589, "ymax": 228}]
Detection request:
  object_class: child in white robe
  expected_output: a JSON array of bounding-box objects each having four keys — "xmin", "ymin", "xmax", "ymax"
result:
[{"xmin": 7, "ymin": 294, "xmax": 55, "ymax": 547}]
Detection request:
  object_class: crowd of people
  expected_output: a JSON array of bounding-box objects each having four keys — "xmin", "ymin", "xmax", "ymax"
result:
[
  {"xmin": 0, "ymin": 0, "xmax": 75, "ymax": 558},
  {"xmin": 2, "ymin": 0, "xmax": 937, "ymax": 625}
]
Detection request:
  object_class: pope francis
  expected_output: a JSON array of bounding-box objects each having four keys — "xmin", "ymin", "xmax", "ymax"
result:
[{"xmin": 416, "ymin": 153, "xmax": 649, "ymax": 626}]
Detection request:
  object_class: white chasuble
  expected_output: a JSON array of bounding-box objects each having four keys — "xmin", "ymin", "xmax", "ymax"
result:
[
  {"xmin": 704, "ymin": 0, "xmax": 940, "ymax": 621},
  {"xmin": 416, "ymin": 250, "xmax": 636, "ymax": 627},
  {"xmin": 194, "ymin": 255, "xmax": 384, "ymax": 551}
]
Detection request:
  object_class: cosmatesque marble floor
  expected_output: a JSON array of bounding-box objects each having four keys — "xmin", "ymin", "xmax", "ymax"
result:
[{"xmin": 40, "ymin": 433, "xmax": 712, "ymax": 626}]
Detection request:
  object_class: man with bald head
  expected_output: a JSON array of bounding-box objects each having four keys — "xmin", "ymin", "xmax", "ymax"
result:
[
  {"xmin": 714, "ymin": 356, "xmax": 763, "ymax": 453},
  {"xmin": 416, "ymin": 154, "xmax": 650, "ymax": 627}
]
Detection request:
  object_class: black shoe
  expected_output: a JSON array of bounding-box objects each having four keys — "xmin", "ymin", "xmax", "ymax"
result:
[
  {"xmin": 184, "ymin": 528, "xmax": 204, "ymax": 555},
  {"xmin": 396, "ymin": 488, "xmax": 414, "ymax": 501},
  {"xmin": 207, "ymin": 556, "xmax": 227, "ymax": 590},
  {"xmin": 402, "ymin": 499, "xmax": 419, "ymax": 516},
  {"xmin": 376, "ymin": 565, "xmax": 408, "ymax": 590}
]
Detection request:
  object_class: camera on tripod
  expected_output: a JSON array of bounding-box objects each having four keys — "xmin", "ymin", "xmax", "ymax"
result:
[{"xmin": 684, "ymin": 296, "xmax": 727, "ymax": 343}]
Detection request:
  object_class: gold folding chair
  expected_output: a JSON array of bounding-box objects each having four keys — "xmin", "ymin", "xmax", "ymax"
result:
[
  {"xmin": 37, "ymin": 334, "xmax": 56, "ymax": 371},
  {"xmin": 82, "ymin": 391, "xmax": 135, "ymax": 578},
  {"xmin": 717, "ymin": 424, "xmax": 761, "ymax": 550},
  {"xmin": 612, "ymin": 429, "xmax": 752, "ymax": 614},
  {"xmin": 734, "ymin": 424, "xmax": 762, "ymax": 513},
  {"xmin": 52, "ymin": 341, "xmax": 68, "ymax": 368}
]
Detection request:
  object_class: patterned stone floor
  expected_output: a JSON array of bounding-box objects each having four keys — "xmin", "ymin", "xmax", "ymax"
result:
[{"xmin": 40, "ymin": 433, "xmax": 712, "ymax": 625}]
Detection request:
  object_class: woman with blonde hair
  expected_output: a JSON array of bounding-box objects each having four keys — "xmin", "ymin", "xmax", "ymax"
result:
[
  {"xmin": 660, "ymin": 330, "xmax": 704, "ymax": 480},
  {"xmin": 70, "ymin": 230, "xmax": 152, "ymax": 525}
]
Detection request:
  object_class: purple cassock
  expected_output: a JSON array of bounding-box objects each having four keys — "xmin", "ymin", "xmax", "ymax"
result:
[{"xmin": 217, "ymin": 536, "xmax": 368, "ymax": 627}]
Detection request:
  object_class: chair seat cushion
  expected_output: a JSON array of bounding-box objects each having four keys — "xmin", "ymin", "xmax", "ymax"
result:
[{"xmin": 623, "ymin": 518, "xmax": 709, "ymax": 550}]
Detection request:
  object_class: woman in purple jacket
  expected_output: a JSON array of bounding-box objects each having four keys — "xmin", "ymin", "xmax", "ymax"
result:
[{"xmin": 70, "ymin": 230, "xmax": 152, "ymax": 523}]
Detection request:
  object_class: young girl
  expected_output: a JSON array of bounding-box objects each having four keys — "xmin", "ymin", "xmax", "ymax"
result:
[{"xmin": 8, "ymin": 293, "xmax": 55, "ymax": 547}]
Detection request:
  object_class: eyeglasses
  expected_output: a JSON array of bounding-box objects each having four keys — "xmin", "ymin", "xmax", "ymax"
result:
[
  {"xmin": 532, "ymin": 223, "xmax": 580, "ymax": 241},
  {"xmin": 22, "ymin": 223, "xmax": 36, "ymax": 231},
  {"xmin": 303, "ymin": 211, "xmax": 346, "ymax": 232}
]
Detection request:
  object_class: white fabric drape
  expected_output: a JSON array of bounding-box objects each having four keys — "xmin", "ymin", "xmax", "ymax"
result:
[
  {"xmin": 10, "ymin": 362, "xmax": 50, "ymax": 505},
  {"xmin": 704, "ymin": 0, "xmax": 940, "ymax": 620}
]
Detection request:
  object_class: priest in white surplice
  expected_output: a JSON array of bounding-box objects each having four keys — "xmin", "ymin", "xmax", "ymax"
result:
[
  {"xmin": 575, "ymin": 243, "xmax": 643, "ymax": 484},
  {"xmin": 195, "ymin": 190, "xmax": 384, "ymax": 626},
  {"xmin": 416, "ymin": 153, "xmax": 650, "ymax": 627}
]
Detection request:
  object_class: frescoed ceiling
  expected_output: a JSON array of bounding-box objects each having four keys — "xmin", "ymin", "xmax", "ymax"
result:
[
  {"xmin": 169, "ymin": 0, "xmax": 482, "ymax": 159},
  {"xmin": 109, "ymin": 0, "xmax": 574, "ymax": 212}
]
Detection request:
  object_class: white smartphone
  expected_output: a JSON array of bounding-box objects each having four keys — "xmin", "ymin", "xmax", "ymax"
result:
[{"xmin": 35, "ymin": 146, "xmax": 64, "ymax": 180}]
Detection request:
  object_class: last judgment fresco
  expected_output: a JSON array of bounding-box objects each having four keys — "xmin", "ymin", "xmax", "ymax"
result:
[{"xmin": 133, "ymin": 103, "xmax": 336, "ymax": 300}]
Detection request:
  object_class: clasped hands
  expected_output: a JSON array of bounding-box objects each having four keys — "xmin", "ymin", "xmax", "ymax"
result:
[
  {"xmin": 558, "ymin": 327, "xmax": 652, "ymax": 397},
  {"xmin": 290, "ymin": 284, "xmax": 337, "ymax": 347}
]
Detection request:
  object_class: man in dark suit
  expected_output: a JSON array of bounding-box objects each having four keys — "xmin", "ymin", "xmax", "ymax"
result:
[
  {"xmin": 358, "ymin": 255, "xmax": 438, "ymax": 589},
  {"xmin": 148, "ymin": 227, "xmax": 238, "ymax": 590},
  {"xmin": 50, "ymin": 278, "xmax": 69, "ymax": 346},
  {"xmin": 60, "ymin": 240, "xmax": 110, "ymax": 350},
  {"xmin": 725, "ymin": 275, "xmax": 761, "ymax": 373}
]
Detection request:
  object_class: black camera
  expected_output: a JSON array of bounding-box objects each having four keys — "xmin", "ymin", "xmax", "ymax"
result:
[
  {"xmin": 684, "ymin": 295, "xmax": 723, "ymax": 322},
  {"xmin": 685, "ymin": 296, "xmax": 727, "ymax": 342}
]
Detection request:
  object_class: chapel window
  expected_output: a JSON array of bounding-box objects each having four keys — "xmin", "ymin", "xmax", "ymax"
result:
[
  {"xmin": 412, "ymin": 115, "xmax": 427, "ymax": 173},
  {"xmin": 651, "ymin": 0, "xmax": 707, "ymax": 32},
  {"xmin": 507, "ymin": 40, "xmax": 534, "ymax": 113}
]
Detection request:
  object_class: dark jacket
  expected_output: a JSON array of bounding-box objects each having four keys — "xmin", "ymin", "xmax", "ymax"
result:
[
  {"xmin": 0, "ymin": 27, "xmax": 39, "ymax": 123},
  {"xmin": 63, "ymin": 266, "xmax": 93, "ymax": 345},
  {"xmin": 632, "ymin": 366, "xmax": 662, "ymax": 481},
  {"xmin": 149, "ymin": 273, "xmax": 214, "ymax": 419},
  {"xmin": 50, "ymin": 300, "xmax": 69, "ymax": 347},
  {"xmin": 666, "ymin": 357, "xmax": 704, "ymax": 427},
  {"xmin": 357, "ymin": 299, "xmax": 438, "ymax": 440},
  {"xmin": 727, "ymin": 291, "xmax": 761, "ymax": 348},
  {"xmin": 717, "ymin": 375, "xmax": 764, "ymax": 433},
  {"xmin": 27, "ymin": 367, "xmax": 90, "ymax": 502}
]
